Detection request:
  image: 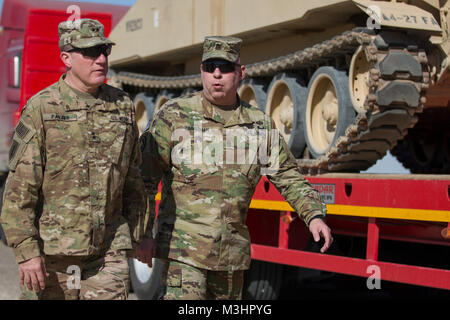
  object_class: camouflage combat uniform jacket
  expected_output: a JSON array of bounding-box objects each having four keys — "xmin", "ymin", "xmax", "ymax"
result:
[
  {"xmin": 0, "ymin": 75, "xmax": 149, "ymax": 263},
  {"xmin": 140, "ymin": 91, "xmax": 326, "ymax": 271}
]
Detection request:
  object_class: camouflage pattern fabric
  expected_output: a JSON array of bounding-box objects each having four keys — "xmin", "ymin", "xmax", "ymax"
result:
[
  {"xmin": 58, "ymin": 18, "xmax": 115, "ymax": 49},
  {"xmin": 139, "ymin": 91, "xmax": 326, "ymax": 271},
  {"xmin": 161, "ymin": 259, "xmax": 244, "ymax": 300},
  {"xmin": 0, "ymin": 74, "xmax": 150, "ymax": 264},
  {"xmin": 20, "ymin": 249, "xmax": 129, "ymax": 300},
  {"xmin": 202, "ymin": 36, "xmax": 242, "ymax": 62}
]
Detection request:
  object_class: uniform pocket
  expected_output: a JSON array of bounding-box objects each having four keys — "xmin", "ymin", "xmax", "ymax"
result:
[
  {"xmin": 43, "ymin": 113, "xmax": 82, "ymax": 177},
  {"xmin": 99, "ymin": 114, "xmax": 131, "ymax": 165}
]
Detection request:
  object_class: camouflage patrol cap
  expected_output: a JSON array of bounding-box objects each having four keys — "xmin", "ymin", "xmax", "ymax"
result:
[
  {"xmin": 202, "ymin": 36, "xmax": 242, "ymax": 63},
  {"xmin": 58, "ymin": 18, "xmax": 115, "ymax": 50}
]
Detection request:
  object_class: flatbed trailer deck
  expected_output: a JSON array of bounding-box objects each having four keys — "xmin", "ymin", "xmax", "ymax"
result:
[{"xmin": 245, "ymin": 173, "xmax": 450, "ymax": 290}]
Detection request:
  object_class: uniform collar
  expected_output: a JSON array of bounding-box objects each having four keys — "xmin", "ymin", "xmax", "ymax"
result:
[
  {"xmin": 58, "ymin": 74, "xmax": 118, "ymax": 112},
  {"xmin": 201, "ymin": 91, "xmax": 253, "ymax": 127}
]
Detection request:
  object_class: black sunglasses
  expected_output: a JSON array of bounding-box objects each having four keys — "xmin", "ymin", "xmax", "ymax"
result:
[
  {"xmin": 70, "ymin": 45, "xmax": 112, "ymax": 58},
  {"xmin": 202, "ymin": 60, "xmax": 239, "ymax": 73}
]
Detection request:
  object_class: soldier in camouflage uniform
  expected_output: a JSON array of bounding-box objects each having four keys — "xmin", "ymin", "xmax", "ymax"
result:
[
  {"xmin": 139, "ymin": 36, "xmax": 333, "ymax": 300},
  {"xmin": 0, "ymin": 19, "xmax": 151, "ymax": 300}
]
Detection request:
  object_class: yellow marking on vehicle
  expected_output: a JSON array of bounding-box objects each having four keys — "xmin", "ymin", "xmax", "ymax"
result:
[
  {"xmin": 248, "ymin": 199, "xmax": 450, "ymax": 223},
  {"xmin": 155, "ymin": 193, "xmax": 449, "ymax": 222}
]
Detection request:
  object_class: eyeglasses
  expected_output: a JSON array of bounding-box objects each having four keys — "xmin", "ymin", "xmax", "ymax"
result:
[
  {"xmin": 202, "ymin": 60, "xmax": 239, "ymax": 73},
  {"xmin": 69, "ymin": 45, "xmax": 112, "ymax": 58}
]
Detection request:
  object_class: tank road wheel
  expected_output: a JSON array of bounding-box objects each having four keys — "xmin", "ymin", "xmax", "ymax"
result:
[
  {"xmin": 154, "ymin": 90, "xmax": 177, "ymax": 116},
  {"xmin": 243, "ymin": 260, "xmax": 283, "ymax": 300},
  {"xmin": 349, "ymin": 46, "xmax": 371, "ymax": 114},
  {"xmin": 133, "ymin": 92, "xmax": 156, "ymax": 136},
  {"xmin": 180, "ymin": 87, "xmax": 197, "ymax": 97},
  {"xmin": 303, "ymin": 67, "xmax": 355, "ymax": 159},
  {"xmin": 238, "ymin": 78, "xmax": 268, "ymax": 111},
  {"xmin": 265, "ymin": 73, "xmax": 307, "ymax": 158},
  {"xmin": 129, "ymin": 257, "xmax": 164, "ymax": 300}
]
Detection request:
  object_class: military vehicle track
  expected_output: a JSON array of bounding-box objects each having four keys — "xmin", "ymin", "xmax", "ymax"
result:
[{"xmin": 115, "ymin": 29, "xmax": 429, "ymax": 175}]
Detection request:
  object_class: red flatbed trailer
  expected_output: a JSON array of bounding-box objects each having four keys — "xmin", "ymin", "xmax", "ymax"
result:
[{"xmin": 246, "ymin": 173, "xmax": 450, "ymax": 291}]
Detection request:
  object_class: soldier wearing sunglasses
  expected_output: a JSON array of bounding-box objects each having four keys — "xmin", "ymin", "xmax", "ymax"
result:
[
  {"xmin": 139, "ymin": 36, "xmax": 333, "ymax": 300},
  {"xmin": 0, "ymin": 19, "xmax": 151, "ymax": 299}
]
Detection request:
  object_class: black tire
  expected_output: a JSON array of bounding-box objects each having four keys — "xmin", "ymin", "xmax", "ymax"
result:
[
  {"xmin": 265, "ymin": 72, "xmax": 308, "ymax": 158},
  {"xmin": 0, "ymin": 227, "xmax": 5, "ymax": 245},
  {"xmin": 238, "ymin": 78, "xmax": 268, "ymax": 111},
  {"xmin": 129, "ymin": 257, "xmax": 164, "ymax": 300},
  {"xmin": 392, "ymin": 128, "xmax": 450, "ymax": 174},
  {"xmin": 0, "ymin": 173, "xmax": 7, "ymax": 245},
  {"xmin": 303, "ymin": 66, "xmax": 356, "ymax": 159},
  {"xmin": 243, "ymin": 260, "xmax": 283, "ymax": 300}
]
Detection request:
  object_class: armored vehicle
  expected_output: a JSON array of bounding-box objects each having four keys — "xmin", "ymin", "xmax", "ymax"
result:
[{"xmin": 108, "ymin": 0, "xmax": 450, "ymax": 175}]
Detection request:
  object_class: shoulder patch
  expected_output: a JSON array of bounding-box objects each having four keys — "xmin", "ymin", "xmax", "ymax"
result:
[
  {"xmin": 14, "ymin": 120, "xmax": 34, "ymax": 143},
  {"xmin": 8, "ymin": 119, "xmax": 35, "ymax": 171}
]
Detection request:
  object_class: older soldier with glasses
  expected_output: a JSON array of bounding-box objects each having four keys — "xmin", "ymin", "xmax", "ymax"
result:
[
  {"xmin": 0, "ymin": 19, "xmax": 152, "ymax": 300},
  {"xmin": 139, "ymin": 36, "xmax": 333, "ymax": 300}
]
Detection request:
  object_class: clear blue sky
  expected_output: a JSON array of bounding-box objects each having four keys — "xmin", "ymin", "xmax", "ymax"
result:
[{"xmin": 0, "ymin": 0, "xmax": 410, "ymax": 174}]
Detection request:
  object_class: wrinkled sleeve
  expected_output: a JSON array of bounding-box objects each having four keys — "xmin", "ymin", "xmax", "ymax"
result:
[
  {"xmin": 122, "ymin": 116, "xmax": 149, "ymax": 246},
  {"xmin": 139, "ymin": 106, "xmax": 172, "ymax": 239},
  {"xmin": 0, "ymin": 104, "xmax": 45, "ymax": 263},
  {"xmin": 264, "ymin": 119, "xmax": 326, "ymax": 226}
]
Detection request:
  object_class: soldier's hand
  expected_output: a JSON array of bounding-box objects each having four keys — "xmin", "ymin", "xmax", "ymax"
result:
[
  {"xmin": 19, "ymin": 256, "xmax": 49, "ymax": 292},
  {"xmin": 137, "ymin": 238, "xmax": 155, "ymax": 268},
  {"xmin": 308, "ymin": 218, "xmax": 333, "ymax": 253}
]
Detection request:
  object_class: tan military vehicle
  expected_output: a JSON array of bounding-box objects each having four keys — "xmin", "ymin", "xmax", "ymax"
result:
[
  {"xmin": 107, "ymin": 0, "xmax": 450, "ymax": 300},
  {"xmin": 109, "ymin": 0, "xmax": 450, "ymax": 175}
]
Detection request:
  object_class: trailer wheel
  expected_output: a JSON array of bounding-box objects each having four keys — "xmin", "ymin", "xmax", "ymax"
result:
[
  {"xmin": 303, "ymin": 67, "xmax": 356, "ymax": 159},
  {"xmin": 265, "ymin": 73, "xmax": 307, "ymax": 158},
  {"xmin": 243, "ymin": 260, "xmax": 283, "ymax": 300},
  {"xmin": 129, "ymin": 257, "xmax": 164, "ymax": 300},
  {"xmin": 238, "ymin": 78, "xmax": 268, "ymax": 111},
  {"xmin": 133, "ymin": 92, "xmax": 156, "ymax": 135},
  {"xmin": 0, "ymin": 174, "xmax": 7, "ymax": 245}
]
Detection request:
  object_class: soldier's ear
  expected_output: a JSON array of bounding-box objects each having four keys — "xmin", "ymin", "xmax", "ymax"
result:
[
  {"xmin": 60, "ymin": 51, "xmax": 72, "ymax": 69},
  {"xmin": 239, "ymin": 65, "xmax": 246, "ymax": 81}
]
